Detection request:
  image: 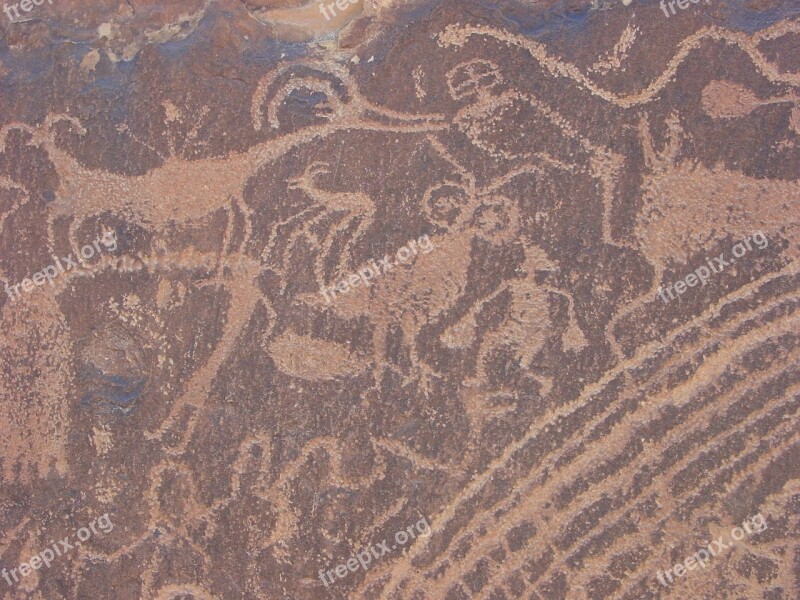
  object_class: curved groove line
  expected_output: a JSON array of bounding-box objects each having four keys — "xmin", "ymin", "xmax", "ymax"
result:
[
  {"xmin": 356, "ymin": 263, "xmax": 800, "ymax": 598},
  {"xmin": 427, "ymin": 311, "xmax": 800, "ymax": 598},
  {"xmin": 438, "ymin": 20, "xmax": 800, "ymax": 108},
  {"xmin": 525, "ymin": 378, "xmax": 800, "ymax": 599}
]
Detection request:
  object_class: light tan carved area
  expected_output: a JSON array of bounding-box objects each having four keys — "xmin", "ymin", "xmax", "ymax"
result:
[
  {"xmin": 636, "ymin": 112, "xmax": 800, "ymax": 272},
  {"xmin": 256, "ymin": 0, "xmax": 366, "ymax": 41},
  {"xmin": 0, "ymin": 7, "xmax": 797, "ymax": 600},
  {"xmin": 355, "ymin": 18, "xmax": 800, "ymax": 600},
  {"xmin": 588, "ymin": 22, "xmax": 640, "ymax": 75},
  {"xmin": 0, "ymin": 293, "xmax": 71, "ymax": 484},
  {"xmin": 267, "ymin": 332, "xmax": 368, "ymax": 379}
]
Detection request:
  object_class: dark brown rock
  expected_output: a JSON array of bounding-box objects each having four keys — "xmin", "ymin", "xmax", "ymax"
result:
[{"xmin": 0, "ymin": 1, "xmax": 798, "ymax": 599}]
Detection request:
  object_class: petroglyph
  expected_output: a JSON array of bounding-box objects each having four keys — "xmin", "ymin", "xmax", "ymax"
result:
[{"xmin": 1, "ymin": 2, "xmax": 798, "ymax": 599}]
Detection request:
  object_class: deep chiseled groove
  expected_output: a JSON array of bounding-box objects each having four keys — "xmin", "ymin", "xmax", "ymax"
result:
[
  {"xmin": 398, "ymin": 300, "xmax": 800, "ymax": 596},
  {"xmin": 491, "ymin": 415, "xmax": 800, "ymax": 600},
  {"xmin": 584, "ymin": 407, "xmax": 800, "ymax": 597},
  {"xmin": 406, "ymin": 318, "xmax": 800, "ymax": 596},
  {"xmin": 561, "ymin": 358, "xmax": 800, "ymax": 569}
]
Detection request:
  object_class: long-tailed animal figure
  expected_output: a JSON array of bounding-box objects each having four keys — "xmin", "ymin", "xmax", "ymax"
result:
[{"xmin": 0, "ymin": 61, "xmax": 448, "ymax": 455}]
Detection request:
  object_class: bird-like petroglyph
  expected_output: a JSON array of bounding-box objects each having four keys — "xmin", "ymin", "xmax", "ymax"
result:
[{"xmin": 0, "ymin": 2, "xmax": 798, "ymax": 599}]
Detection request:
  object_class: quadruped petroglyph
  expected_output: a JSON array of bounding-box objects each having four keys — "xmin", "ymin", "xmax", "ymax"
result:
[{"xmin": 1, "ymin": 1, "xmax": 799, "ymax": 599}]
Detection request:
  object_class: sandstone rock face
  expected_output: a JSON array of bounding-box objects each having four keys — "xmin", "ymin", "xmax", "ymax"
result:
[{"xmin": 1, "ymin": 1, "xmax": 799, "ymax": 599}]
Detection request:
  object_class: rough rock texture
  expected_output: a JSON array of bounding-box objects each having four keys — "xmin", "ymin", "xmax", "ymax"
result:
[{"xmin": 1, "ymin": 0, "xmax": 799, "ymax": 599}]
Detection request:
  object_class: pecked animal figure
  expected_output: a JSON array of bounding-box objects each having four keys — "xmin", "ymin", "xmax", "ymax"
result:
[{"xmin": 0, "ymin": 62, "xmax": 447, "ymax": 265}]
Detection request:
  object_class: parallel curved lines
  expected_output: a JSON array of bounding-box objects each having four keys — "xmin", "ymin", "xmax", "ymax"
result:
[
  {"xmin": 740, "ymin": 480, "xmax": 800, "ymax": 597},
  {"xmin": 481, "ymin": 330, "xmax": 800, "ymax": 597},
  {"xmin": 355, "ymin": 262, "xmax": 800, "ymax": 598},
  {"xmin": 678, "ymin": 407, "xmax": 800, "ymax": 516},
  {"xmin": 593, "ymin": 356, "xmax": 798, "ymax": 532},
  {"xmin": 366, "ymin": 270, "xmax": 796, "ymax": 596},
  {"xmin": 525, "ymin": 372, "xmax": 800, "ymax": 599},
  {"xmin": 2, "ymin": 17, "xmax": 797, "ymax": 600},
  {"xmin": 512, "ymin": 420, "xmax": 798, "ymax": 599},
  {"xmin": 554, "ymin": 331, "xmax": 800, "ymax": 527},
  {"xmin": 438, "ymin": 20, "xmax": 800, "ymax": 109},
  {"xmin": 585, "ymin": 442, "xmax": 800, "ymax": 599},
  {"xmin": 493, "ymin": 343, "xmax": 800, "ymax": 597},
  {"xmin": 424, "ymin": 305, "xmax": 800, "ymax": 598},
  {"xmin": 613, "ymin": 427, "xmax": 800, "ymax": 600}
]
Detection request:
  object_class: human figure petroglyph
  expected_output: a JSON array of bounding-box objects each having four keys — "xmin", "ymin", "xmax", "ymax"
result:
[
  {"xmin": 287, "ymin": 132, "xmax": 587, "ymax": 404},
  {"xmin": 438, "ymin": 20, "xmax": 800, "ymax": 262},
  {"xmin": 444, "ymin": 59, "xmax": 625, "ymax": 248},
  {"xmin": 445, "ymin": 58, "xmax": 576, "ymax": 168},
  {"xmin": 4, "ymin": 12, "xmax": 799, "ymax": 598},
  {"xmin": 437, "ymin": 21, "xmax": 800, "ymax": 108},
  {"xmin": 454, "ymin": 245, "xmax": 587, "ymax": 382},
  {"xmin": 0, "ymin": 69, "xmax": 452, "ymax": 593},
  {"xmin": 351, "ymin": 20, "xmax": 800, "ymax": 599},
  {"xmin": 436, "ymin": 23, "xmax": 800, "ymax": 363},
  {"xmin": 424, "ymin": 135, "xmax": 588, "ymax": 373}
]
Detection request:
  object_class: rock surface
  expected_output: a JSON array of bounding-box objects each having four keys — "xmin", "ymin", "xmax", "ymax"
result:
[{"xmin": 1, "ymin": 0, "xmax": 799, "ymax": 598}]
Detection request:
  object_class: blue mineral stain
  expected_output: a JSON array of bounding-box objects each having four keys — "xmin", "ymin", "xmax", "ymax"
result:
[
  {"xmin": 722, "ymin": 0, "xmax": 800, "ymax": 33},
  {"xmin": 80, "ymin": 365, "xmax": 148, "ymax": 415},
  {"xmin": 77, "ymin": 325, "xmax": 149, "ymax": 416},
  {"xmin": 496, "ymin": 2, "xmax": 592, "ymax": 40},
  {"xmin": 474, "ymin": 0, "xmax": 800, "ymax": 40},
  {"xmin": 152, "ymin": 2, "xmax": 309, "ymax": 65}
]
